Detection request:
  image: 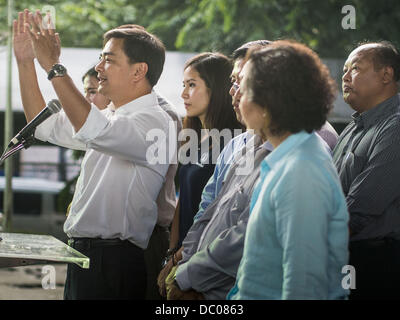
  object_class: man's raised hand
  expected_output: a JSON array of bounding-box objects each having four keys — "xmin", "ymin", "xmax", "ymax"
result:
[
  {"xmin": 26, "ymin": 9, "xmax": 61, "ymax": 73},
  {"xmin": 13, "ymin": 10, "xmax": 35, "ymax": 63}
]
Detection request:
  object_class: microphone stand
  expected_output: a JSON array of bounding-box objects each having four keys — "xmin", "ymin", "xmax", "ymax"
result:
[{"xmin": 0, "ymin": 135, "xmax": 35, "ymax": 165}]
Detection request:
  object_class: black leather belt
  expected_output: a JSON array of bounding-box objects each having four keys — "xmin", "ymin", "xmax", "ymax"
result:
[{"xmin": 68, "ymin": 237, "xmax": 128, "ymax": 248}]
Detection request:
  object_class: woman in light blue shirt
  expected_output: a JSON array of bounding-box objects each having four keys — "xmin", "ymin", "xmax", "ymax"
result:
[{"xmin": 228, "ymin": 41, "xmax": 349, "ymax": 300}]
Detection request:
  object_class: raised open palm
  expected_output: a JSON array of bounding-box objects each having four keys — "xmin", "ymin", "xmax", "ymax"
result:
[
  {"xmin": 25, "ymin": 10, "xmax": 61, "ymax": 72},
  {"xmin": 13, "ymin": 10, "xmax": 35, "ymax": 62}
]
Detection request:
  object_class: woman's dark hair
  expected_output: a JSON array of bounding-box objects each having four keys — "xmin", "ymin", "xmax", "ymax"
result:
[
  {"xmin": 183, "ymin": 52, "xmax": 242, "ymax": 139},
  {"xmin": 244, "ymin": 40, "xmax": 337, "ymax": 135},
  {"xmin": 103, "ymin": 27, "xmax": 165, "ymax": 87},
  {"xmin": 82, "ymin": 66, "xmax": 98, "ymax": 83}
]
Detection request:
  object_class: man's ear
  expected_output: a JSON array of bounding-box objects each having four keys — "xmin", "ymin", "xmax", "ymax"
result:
[
  {"xmin": 131, "ymin": 62, "xmax": 148, "ymax": 82},
  {"xmin": 382, "ymin": 66, "xmax": 395, "ymax": 84}
]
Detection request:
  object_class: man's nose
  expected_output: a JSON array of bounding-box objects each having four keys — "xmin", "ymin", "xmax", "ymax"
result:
[
  {"xmin": 229, "ymin": 84, "xmax": 236, "ymax": 97},
  {"xmin": 95, "ymin": 60, "xmax": 104, "ymax": 73},
  {"xmin": 233, "ymin": 88, "xmax": 241, "ymax": 102},
  {"xmin": 342, "ymin": 69, "xmax": 351, "ymax": 83}
]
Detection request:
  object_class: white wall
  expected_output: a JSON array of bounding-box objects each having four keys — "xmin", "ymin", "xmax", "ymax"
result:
[{"xmin": 0, "ymin": 46, "xmax": 196, "ymax": 117}]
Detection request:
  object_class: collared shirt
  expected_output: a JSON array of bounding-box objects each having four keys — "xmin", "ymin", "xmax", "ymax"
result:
[
  {"xmin": 228, "ymin": 131, "xmax": 349, "ymax": 300},
  {"xmin": 155, "ymin": 94, "xmax": 182, "ymax": 227},
  {"xmin": 194, "ymin": 124, "xmax": 334, "ymax": 223},
  {"xmin": 194, "ymin": 131, "xmax": 252, "ymax": 221},
  {"xmin": 333, "ymin": 94, "xmax": 400, "ymax": 241},
  {"xmin": 317, "ymin": 121, "xmax": 339, "ymax": 151},
  {"xmin": 35, "ymin": 91, "xmax": 175, "ymax": 249},
  {"xmin": 175, "ymin": 137, "xmax": 272, "ymax": 299},
  {"xmin": 177, "ymin": 135, "xmax": 225, "ymax": 247}
]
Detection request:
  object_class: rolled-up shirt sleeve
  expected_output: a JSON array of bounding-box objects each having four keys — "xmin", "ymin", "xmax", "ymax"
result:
[
  {"xmin": 35, "ymin": 109, "xmax": 87, "ymax": 151},
  {"xmin": 73, "ymin": 103, "xmax": 170, "ymax": 169},
  {"xmin": 72, "ymin": 104, "xmax": 109, "ymax": 142},
  {"xmin": 36, "ymin": 94, "xmax": 172, "ymax": 179}
]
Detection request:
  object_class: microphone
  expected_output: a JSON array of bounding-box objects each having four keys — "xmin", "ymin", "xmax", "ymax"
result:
[{"xmin": 8, "ymin": 99, "xmax": 62, "ymax": 148}]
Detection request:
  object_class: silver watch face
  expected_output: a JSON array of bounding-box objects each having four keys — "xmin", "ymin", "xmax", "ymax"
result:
[{"xmin": 54, "ymin": 64, "xmax": 67, "ymax": 76}]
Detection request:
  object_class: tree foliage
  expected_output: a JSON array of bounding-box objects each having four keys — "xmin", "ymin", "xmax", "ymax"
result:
[{"xmin": 1, "ymin": 0, "xmax": 400, "ymax": 57}]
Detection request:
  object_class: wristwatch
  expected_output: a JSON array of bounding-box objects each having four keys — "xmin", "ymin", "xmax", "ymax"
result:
[
  {"xmin": 161, "ymin": 247, "xmax": 178, "ymax": 268},
  {"xmin": 47, "ymin": 63, "xmax": 67, "ymax": 80}
]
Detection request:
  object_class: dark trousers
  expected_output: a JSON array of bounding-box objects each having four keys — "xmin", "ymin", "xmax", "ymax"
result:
[
  {"xmin": 349, "ymin": 239, "xmax": 400, "ymax": 300},
  {"xmin": 64, "ymin": 238, "xmax": 146, "ymax": 300},
  {"xmin": 144, "ymin": 225, "xmax": 169, "ymax": 300}
]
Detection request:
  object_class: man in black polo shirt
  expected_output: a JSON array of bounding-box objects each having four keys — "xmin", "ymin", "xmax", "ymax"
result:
[{"xmin": 333, "ymin": 41, "xmax": 400, "ymax": 299}]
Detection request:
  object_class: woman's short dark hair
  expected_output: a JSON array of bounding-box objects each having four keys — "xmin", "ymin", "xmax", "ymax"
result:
[
  {"xmin": 244, "ymin": 40, "xmax": 337, "ymax": 135},
  {"xmin": 82, "ymin": 66, "xmax": 98, "ymax": 83},
  {"xmin": 183, "ymin": 52, "xmax": 242, "ymax": 137},
  {"xmin": 103, "ymin": 27, "xmax": 165, "ymax": 87}
]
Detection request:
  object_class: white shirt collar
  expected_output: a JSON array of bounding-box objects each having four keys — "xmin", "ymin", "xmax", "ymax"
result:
[{"xmin": 109, "ymin": 91, "xmax": 159, "ymax": 116}]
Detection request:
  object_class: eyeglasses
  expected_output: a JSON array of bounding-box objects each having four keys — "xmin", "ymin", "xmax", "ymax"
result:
[{"xmin": 231, "ymin": 81, "xmax": 240, "ymax": 92}]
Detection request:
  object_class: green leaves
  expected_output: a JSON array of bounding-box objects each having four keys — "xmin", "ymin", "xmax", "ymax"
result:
[{"xmin": 0, "ymin": 0, "xmax": 399, "ymax": 55}]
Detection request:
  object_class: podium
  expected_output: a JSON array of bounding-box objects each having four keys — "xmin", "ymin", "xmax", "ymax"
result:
[{"xmin": 0, "ymin": 232, "xmax": 89, "ymax": 269}]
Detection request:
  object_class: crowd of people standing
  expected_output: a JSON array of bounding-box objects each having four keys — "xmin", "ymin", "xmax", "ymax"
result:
[{"xmin": 11, "ymin": 8, "xmax": 400, "ymax": 300}]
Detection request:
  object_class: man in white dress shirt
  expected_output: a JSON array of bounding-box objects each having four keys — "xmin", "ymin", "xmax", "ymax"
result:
[{"xmin": 13, "ymin": 9, "xmax": 176, "ymax": 299}]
